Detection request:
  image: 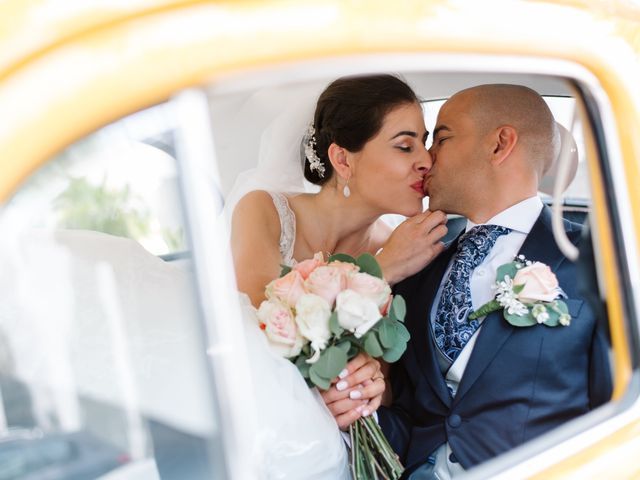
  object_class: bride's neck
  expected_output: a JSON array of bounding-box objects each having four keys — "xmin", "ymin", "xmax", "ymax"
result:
[{"xmin": 295, "ymin": 187, "xmax": 380, "ymax": 256}]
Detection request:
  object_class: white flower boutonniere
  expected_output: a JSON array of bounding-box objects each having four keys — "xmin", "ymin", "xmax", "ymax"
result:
[{"xmin": 469, "ymin": 255, "xmax": 571, "ymax": 327}]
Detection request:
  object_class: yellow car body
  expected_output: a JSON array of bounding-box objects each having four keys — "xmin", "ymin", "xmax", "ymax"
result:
[{"xmin": 1, "ymin": 1, "xmax": 639, "ymax": 478}]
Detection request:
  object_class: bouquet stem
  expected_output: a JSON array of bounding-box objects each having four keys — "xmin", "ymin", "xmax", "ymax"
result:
[{"xmin": 350, "ymin": 416, "xmax": 404, "ymax": 480}]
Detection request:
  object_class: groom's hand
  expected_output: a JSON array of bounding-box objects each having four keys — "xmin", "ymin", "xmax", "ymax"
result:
[
  {"xmin": 319, "ymin": 353, "xmax": 385, "ymax": 430},
  {"xmin": 377, "ymin": 210, "xmax": 448, "ymax": 285}
]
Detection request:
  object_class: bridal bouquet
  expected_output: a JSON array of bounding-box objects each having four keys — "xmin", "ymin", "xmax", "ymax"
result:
[{"xmin": 256, "ymin": 252, "xmax": 408, "ymax": 480}]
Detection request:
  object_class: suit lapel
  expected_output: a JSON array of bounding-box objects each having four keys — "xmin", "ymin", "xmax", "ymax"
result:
[
  {"xmin": 409, "ymin": 238, "xmax": 458, "ymax": 407},
  {"xmin": 452, "ymin": 206, "xmax": 569, "ymax": 405}
]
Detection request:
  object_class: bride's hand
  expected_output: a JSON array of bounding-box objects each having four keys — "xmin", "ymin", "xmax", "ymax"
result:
[
  {"xmin": 319, "ymin": 353, "xmax": 385, "ymax": 431},
  {"xmin": 376, "ymin": 210, "xmax": 448, "ymax": 285}
]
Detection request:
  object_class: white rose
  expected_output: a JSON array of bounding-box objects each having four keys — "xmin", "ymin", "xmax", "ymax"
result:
[
  {"xmin": 336, "ymin": 289, "xmax": 382, "ymax": 338},
  {"xmin": 295, "ymin": 294, "xmax": 332, "ymax": 356},
  {"xmin": 256, "ymin": 300, "xmax": 305, "ymax": 358}
]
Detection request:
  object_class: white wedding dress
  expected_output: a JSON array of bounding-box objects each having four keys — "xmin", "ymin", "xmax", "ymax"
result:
[{"xmin": 239, "ymin": 192, "xmax": 350, "ymax": 480}]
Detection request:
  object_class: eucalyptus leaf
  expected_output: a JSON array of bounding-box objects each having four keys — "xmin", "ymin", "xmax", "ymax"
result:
[
  {"xmin": 395, "ymin": 322, "xmax": 411, "ymax": 342},
  {"xmin": 347, "ymin": 344, "xmax": 360, "ymax": 359},
  {"xmin": 329, "ymin": 312, "xmax": 344, "ymax": 336},
  {"xmin": 280, "ymin": 264, "xmax": 292, "ymax": 277},
  {"xmin": 378, "ymin": 320, "xmax": 398, "ymax": 348},
  {"xmin": 390, "ymin": 295, "xmax": 407, "ymax": 322},
  {"xmin": 544, "ymin": 307, "xmax": 560, "ymax": 327},
  {"xmin": 364, "ymin": 332, "xmax": 384, "ymax": 357},
  {"xmin": 504, "ymin": 310, "xmax": 537, "ymax": 327},
  {"xmin": 336, "ymin": 340, "xmax": 351, "ymax": 354},
  {"xmin": 382, "ymin": 345, "xmax": 406, "ymax": 363},
  {"xmin": 295, "ymin": 355, "xmax": 311, "ymax": 377},
  {"xmin": 544, "ymin": 300, "xmax": 570, "ymax": 327},
  {"xmin": 553, "ymin": 300, "xmax": 569, "ymax": 314},
  {"xmin": 328, "ymin": 253, "xmax": 357, "ymax": 265},
  {"xmin": 309, "ymin": 367, "xmax": 331, "ymax": 390},
  {"xmin": 356, "ymin": 253, "xmax": 383, "ymax": 279},
  {"xmin": 312, "ymin": 346, "xmax": 348, "ymax": 379},
  {"xmin": 496, "ymin": 262, "xmax": 518, "ymax": 283}
]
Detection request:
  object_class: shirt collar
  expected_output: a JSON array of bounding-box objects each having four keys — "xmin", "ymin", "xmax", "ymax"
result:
[{"xmin": 465, "ymin": 196, "xmax": 543, "ymax": 235}]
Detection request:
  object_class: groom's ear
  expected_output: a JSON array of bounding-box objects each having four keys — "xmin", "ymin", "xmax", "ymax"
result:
[
  {"xmin": 327, "ymin": 143, "xmax": 351, "ymax": 178},
  {"xmin": 490, "ymin": 125, "xmax": 518, "ymax": 165}
]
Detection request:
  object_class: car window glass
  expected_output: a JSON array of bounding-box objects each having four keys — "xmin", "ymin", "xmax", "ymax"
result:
[{"xmin": 0, "ymin": 104, "xmax": 226, "ymax": 479}]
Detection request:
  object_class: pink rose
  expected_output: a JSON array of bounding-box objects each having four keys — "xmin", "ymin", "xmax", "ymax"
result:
[
  {"xmin": 347, "ymin": 272, "xmax": 392, "ymax": 310},
  {"xmin": 305, "ymin": 265, "xmax": 347, "ymax": 307},
  {"xmin": 265, "ymin": 270, "xmax": 307, "ymax": 307},
  {"xmin": 257, "ymin": 300, "xmax": 305, "ymax": 358},
  {"xmin": 380, "ymin": 294, "xmax": 393, "ymax": 316},
  {"xmin": 329, "ymin": 261, "xmax": 360, "ymax": 277},
  {"xmin": 293, "ymin": 252, "xmax": 327, "ymax": 280},
  {"xmin": 513, "ymin": 262, "xmax": 560, "ymax": 303}
]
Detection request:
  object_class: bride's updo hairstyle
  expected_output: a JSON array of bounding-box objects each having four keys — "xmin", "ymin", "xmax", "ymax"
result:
[{"xmin": 305, "ymin": 74, "xmax": 419, "ymax": 186}]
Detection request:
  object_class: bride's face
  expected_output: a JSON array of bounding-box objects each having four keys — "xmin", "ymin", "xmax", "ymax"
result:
[{"xmin": 349, "ymin": 102, "xmax": 431, "ymax": 217}]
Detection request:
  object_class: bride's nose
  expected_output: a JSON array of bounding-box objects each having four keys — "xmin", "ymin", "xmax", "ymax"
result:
[{"xmin": 416, "ymin": 147, "xmax": 433, "ymax": 173}]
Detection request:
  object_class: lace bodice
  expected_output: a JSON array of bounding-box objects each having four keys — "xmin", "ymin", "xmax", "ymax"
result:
[{"xmin": 268, "ymin": 192, "xmax": 296, "ymax": 266}]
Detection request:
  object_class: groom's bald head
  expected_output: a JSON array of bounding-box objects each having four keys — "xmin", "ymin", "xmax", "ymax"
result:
[
  {"xmin": 427, "ymin": 84, "xmax": 560, "ymax": 222},
  {"xmin": 452, "ymin": 84, "xmax": 560, "ymax": 174}
]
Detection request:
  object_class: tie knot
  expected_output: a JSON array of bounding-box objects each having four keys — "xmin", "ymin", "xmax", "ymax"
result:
[{"xmin": 457, "ymin": 224, "xmax": 511, "ymax": 260}]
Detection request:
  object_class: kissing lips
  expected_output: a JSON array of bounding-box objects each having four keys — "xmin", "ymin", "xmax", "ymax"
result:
[
  {"xmin": 410, "ymin": 180, "xmax": 425, "ymax": 196},
  {"xmin": 422, "ymin": 176, "xmax": 431, "ymax": 196}
]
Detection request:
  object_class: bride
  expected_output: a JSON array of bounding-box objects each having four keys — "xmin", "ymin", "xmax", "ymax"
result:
[{"xmin": 227, "ymin": 74, "xmax": 447, "ymax": 478}]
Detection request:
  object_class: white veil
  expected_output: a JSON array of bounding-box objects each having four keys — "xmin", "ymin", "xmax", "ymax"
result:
[
  {"xmin": 217, "ymin": 83, "xmax": 350, "ymax": 479},
  {"xmin": 221, "ymin": 83, "xmax": 323, "ymax": 225}
]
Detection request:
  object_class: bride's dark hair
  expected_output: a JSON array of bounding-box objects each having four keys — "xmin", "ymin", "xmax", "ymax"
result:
[{"xmin": 305, "ymin": 74, "xmax": 420, "ymax": 185}]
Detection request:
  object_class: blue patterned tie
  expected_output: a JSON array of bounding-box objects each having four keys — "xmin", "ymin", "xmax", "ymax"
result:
[{"xmin": 434, "ymin": 225, "xmax": 511, "ymax": 362}]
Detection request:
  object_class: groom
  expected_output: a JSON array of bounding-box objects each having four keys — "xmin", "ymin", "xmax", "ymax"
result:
[{"xmin": 377, "ymin": 84, "xmax": 612, "ymax": 477}]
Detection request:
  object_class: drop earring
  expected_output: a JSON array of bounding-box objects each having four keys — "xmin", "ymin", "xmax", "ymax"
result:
[{"xmin": 343, "ymin": 178, "xmax": 351, "ymax": 198}]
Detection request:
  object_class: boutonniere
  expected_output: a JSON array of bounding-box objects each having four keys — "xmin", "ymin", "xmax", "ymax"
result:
[{"xmin": 469, "ymin": 255, "xmax": 571, "ymax": 327}]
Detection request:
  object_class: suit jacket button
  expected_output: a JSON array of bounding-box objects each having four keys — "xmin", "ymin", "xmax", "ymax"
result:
[
  {"xmin": 449, "ymin": 452, "xmax": 458, "ymax": 463},
  {"xmin": 448, "ymin": 414, "xmax": 462, "ymax": 428}
]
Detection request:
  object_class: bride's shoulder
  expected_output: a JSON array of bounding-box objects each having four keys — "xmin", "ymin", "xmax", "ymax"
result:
[{"xmin": 232, "ymin": 190, "xmax": 280, "ymax": 236}]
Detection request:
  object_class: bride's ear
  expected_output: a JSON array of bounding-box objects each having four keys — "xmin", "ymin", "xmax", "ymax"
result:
[{"xmin": 327, "ymin": 143, "xmax": 351, "ymax": 180}]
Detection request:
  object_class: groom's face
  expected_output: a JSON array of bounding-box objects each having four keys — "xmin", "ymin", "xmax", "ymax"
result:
[{"xmin": 426, "ymin": 94, "xmax": 490, "ymax": 216}]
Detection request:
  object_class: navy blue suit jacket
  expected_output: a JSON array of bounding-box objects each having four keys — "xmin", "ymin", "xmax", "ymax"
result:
[{"xmin": 378, "ymin": 207, "xmax": 612, "ymax": 470}]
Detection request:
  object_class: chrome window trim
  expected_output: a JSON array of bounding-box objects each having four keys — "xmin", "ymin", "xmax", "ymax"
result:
[{"xmin": 198, "ymin": 53, "xmax": 638, "ymax": 478}]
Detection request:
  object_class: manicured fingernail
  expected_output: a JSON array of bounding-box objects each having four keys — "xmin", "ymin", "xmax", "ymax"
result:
[
  {"xmin": 356, "ymin": 405, "xmax": 364, "ymax": 413},
  {"xmin": 338, "ymin": 369, "xmax": 349, "ymax": 379},
  {"xmin": 336, "ymin": 380, "xmax": 348, "ymax": 391},
  {"xmin": 362, "ymin": 409, "xmax": 370, "ymax": 417},
  {"xmin": 350, "ymin": 390, "xmax": 362, "ymax": 400}
]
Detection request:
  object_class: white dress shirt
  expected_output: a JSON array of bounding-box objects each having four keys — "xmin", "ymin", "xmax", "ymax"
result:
[{"xmin": 430, "ymin": 196, "xmax": 543, "ymax": 479}]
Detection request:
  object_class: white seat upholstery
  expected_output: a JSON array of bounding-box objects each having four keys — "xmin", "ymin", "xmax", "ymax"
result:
[{"xmin": 539, "ymin": 122, "xmax": 579, "ymax": 196}]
